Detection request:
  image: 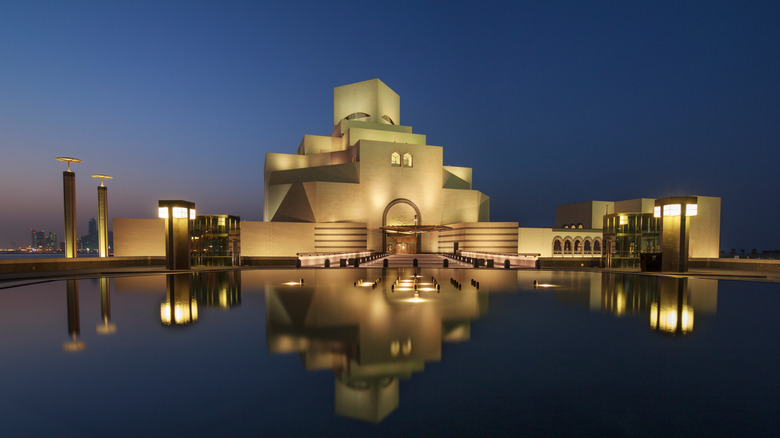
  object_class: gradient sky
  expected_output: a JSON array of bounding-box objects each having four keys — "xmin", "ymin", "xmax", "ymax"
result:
[{"xmin": 1, "ymin": 1, "xmax": 778, "ymax": 251}]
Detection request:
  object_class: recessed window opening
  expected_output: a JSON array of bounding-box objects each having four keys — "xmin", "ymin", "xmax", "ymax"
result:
[{"xmin": 345, "ymin": 112, "xmax": 370, "ymax": 120}]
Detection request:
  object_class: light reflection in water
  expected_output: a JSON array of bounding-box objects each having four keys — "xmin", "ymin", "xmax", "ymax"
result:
[
  {"xmin": 96, "ymin": 277, "xmax": 116, "ymax": 335},
  {"xmin": 62, "ymin": 279, "xmax": 85, "ymax": 352},
  {"xmin": 160, "ymin": 274, "xmax": 198, "ymax": 326},
  {"xmin": 650, "ymin": 277, "xmax": 694, "ymax": 335},
  {"xmin": 265, "ymin": 267, "xmax": 488, "ymax": 422},
  {"xmin": 598, "ymin": 273, "xmax": 716, "ymax": 335},
  {"xmin": 88, "ymin": 268, "xmax": 721, "ymax": 426}
]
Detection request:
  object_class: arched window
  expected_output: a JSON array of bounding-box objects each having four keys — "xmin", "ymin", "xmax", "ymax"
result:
[
  {"xmin": 553, "ymin": 238, "xmax": 562, "ymax": 254},
  {"xmin": 593, "ymin": 239, "xmax": 601, "ymax": 253},
  {"xmin": 345, "ymin": 112, "xmax": 370, "ymax": 120},
  {"xmin": 403, "ymin": 153, "xmax": 413, "ymax": 167},
  {"xmin": 564, "ymin": 239, "xmax": 572, "ymax": 254},
  {"xmin": 574, "ymin": 239, "xmax": 582, "ymax": 252},
  {"xmin": 584, "ymin": 239, "xmax": 592, "ymax": 253},
  {"xmin": 391, "ymin": 152, "xmax": 401, "ymax": 166},
  {"xmin": 382, "ymin": 115, "xmax": 395, "ymax": 125},
  {"xmin": 577, "ymin": 223, "xmax": 583, "ymax": 229}
]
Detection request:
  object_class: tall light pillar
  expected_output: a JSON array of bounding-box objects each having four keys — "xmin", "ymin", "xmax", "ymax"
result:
[
  {"xmin": 91, "ymin": 174, "xmax": 113, "ymax": 257},
  {"xmin": 158, "ymin": 200, "xmax": 196, "ymax": 270},
  {"xmin": 56, "ymin": 157, "xmax": 82, "ymax": 258},
  {"xmin": 654, "ymin": 196, "xmax": 698, "ymax": 272}
]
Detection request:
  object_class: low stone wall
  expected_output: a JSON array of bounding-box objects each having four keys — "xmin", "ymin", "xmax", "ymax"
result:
[
  {"xmin": 690, "ymin": 258, "xmax": 780, "ymax": 273},
  {"xmin": 241, "ymin": 257, "xmax": 298, "ymax": 267},
  {"xmin": 0, "ymin": 257, "xmax": 165, "ymax": 274},
  {"xmin": 537, "ymin": 257, "xmax": 601, "ymax": 269}
]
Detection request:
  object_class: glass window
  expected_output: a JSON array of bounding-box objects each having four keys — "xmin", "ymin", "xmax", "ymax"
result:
[
  {"xmin": 403, "ymin": 153, "xmax": 413, "ymax": 167},
  {"xmin": 594, "ymin": 239, "xmax": 601, "ymax": 253},
  {"xmin": 391, "ymin": 152, "xmax": 401, "ymax": 166}
]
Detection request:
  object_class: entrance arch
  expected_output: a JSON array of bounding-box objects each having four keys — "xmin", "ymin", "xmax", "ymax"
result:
[{"xmin": 382, "ymin": 198, "xmax": 422, "ymax": 254}]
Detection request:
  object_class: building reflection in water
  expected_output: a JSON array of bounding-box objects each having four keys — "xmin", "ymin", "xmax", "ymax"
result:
[
  {"xmin": 96, "ymin": 277, "xmax": 117, "ymax": 335},
  {"xmin": 650, "ymin": 277, "xmax": 694, "ymax": 335},
  {"xmin": 598, "ymin": 273, "xmax": 717, "ymax": 335},
  {"xmin": 63, "ymin": 279, "xmax": 86, "ymax": 352},
  {"xmin": 264, "ymin": 268, "xmax": 488, "ymax": 423},
  {"xmin": 161, "ymin": 274, "xmax": 198, "ymax": 326},
  {"xmin": 192, "ymin": 271, "xmax": 241, "ymax": 309}
]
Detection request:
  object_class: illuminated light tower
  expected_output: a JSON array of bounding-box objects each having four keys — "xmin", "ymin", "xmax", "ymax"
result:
[
  {"xmin": 91, "ymin": 174, "xmax": 112, "ymax": 257},
  {"xmin": 158, "ymin": 200, "xmax": 196, "ymax": 270},
  {"xmin": 654, "ymin": 196, "xmax": 698, "ymax": 272},
  {"xmin": 56, "ymin": 157, "xmax": 82, "ymax": 258}
]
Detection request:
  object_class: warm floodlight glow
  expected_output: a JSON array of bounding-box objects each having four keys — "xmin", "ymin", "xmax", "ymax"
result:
[
  {"xmin": 189, "ymin": 209, "xmax": 196, "ymax": 219},
  {"xmin": 650, "ymin": 303, "xmax": 694, "ymax": 334},
  {"xmin": 619, "ymin": 215, "xmax": 628, "ymax": 225},
  {"xmin": 663, "ymin": 204, "xmax": 681, "ymax": 217},
  {"xmin": 158, "ymin": 207, "xmax": 169, "ymax": 218},
  {"xmin": 96, "ymin": 318, "xmax": 117, "ymax": 335},
  {"xmin": 62, "ymin": 340, "xmax": 86, "ymax": 352},
  {"xmin": 654, "ymin": 206, "xmax": 661, "ymax": 218},
  {"xmin": 160, "ymin": 298, "xmax": 199, "ymax": 325},
  {"xmin": 172, "ymin": 207, "xmax": 188, "ymax": 218},
  {"xmin": 686, "ymin": 204, "xmax": 698, "ymax": 216}
]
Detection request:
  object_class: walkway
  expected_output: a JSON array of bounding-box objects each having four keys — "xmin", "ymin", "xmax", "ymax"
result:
[{"xmin": 361, "ymin": 254, "xmax": 473, "ymax": 268}]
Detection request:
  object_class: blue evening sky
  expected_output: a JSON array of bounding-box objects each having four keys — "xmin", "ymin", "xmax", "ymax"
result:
[{"xmin": 1, "ymin": 1, "xmax": 778, "ymax": 251}]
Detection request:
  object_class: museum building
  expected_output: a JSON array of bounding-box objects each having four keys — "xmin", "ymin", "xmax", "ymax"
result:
[{"xmin": 113, "ymin": 79, "xmax": 720, "ymax": 263}]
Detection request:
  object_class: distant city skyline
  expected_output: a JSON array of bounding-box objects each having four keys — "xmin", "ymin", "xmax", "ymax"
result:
[{"xmin": 1, "ymin": 1, "xmax": 778, "ymax": 251}]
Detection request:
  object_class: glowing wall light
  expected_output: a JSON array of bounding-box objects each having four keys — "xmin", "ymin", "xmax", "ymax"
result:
[
  {"xmin": 685, "ymin": 204, "xmax": 698, "ymax": 216},
  {"xmin": 663, "ymin": 204, "xmax": 681, "ymax": 217},
  {"xmin": 654, "ymin": 206, "xmax": 661, "ymax": 218}
]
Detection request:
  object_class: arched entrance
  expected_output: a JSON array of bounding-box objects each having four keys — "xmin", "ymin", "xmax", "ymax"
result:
[{"xmin": 382, "ymin": 199, "xmax": 422, "ymax": 254}]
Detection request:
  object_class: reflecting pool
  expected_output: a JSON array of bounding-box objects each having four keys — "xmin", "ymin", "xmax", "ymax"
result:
[{"xmin": 1, "ymin": 269, "xmax": 778, "ymax": 436}]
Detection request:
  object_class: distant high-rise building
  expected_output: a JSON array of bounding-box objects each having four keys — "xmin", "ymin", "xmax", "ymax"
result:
[
  {"xmin": 88, "ymin": 218, "xmax": 97, "ymax": 238},
  {"xmin": 79, "ymin": 218, "xmax": 99, "ymax": 252},
  {"xmin": 46, "ymin": 232, "xmax": 58, "ymax": 251},
  {"xmin": 30, "ymin": 229, "xmax": 46, "ymax": 249}
]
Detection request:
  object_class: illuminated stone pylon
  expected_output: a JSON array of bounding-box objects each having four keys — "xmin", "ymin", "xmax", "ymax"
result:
[
  {"xmin": 654, "ymin": 196, "xmax": 698, "ymax": 272},
  {"xmin": 56, "ymin": 157, "xmax": 81, "ymax": 258},
  {"xmin": 91, "ymin": 175, "xmax": 113, "ymax": 257},
  {"xmin": 158, "ymin": 200, "xmax": 196, "ymax": 270}
]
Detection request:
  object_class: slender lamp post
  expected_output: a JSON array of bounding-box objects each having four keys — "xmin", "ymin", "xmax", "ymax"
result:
[
  {"xmin": 56, "ymin": 157, "xmax": 81, "ymax": 258},
  {"xmin": 91, "ymin": 174, "xmax": 112, "ymax": 257}
]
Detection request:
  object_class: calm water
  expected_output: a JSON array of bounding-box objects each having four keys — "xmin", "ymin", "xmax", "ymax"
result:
[{"xmin": 0, "ymin": 269, "xmax": 778, "ymax": 436}]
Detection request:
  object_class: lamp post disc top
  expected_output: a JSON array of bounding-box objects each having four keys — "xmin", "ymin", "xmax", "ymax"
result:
[
  {"xmin": 56, "ymin": 157, "xmax": 82, "ymax": 172},
  {"xmin": 91, "ymin": 174, "xmax": 113, "ymax": 186}
]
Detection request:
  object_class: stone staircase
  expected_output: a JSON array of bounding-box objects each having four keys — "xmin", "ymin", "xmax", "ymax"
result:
[{"xmin": 361, "ymin": 254, "xmax": 473, "ymax": 268}]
